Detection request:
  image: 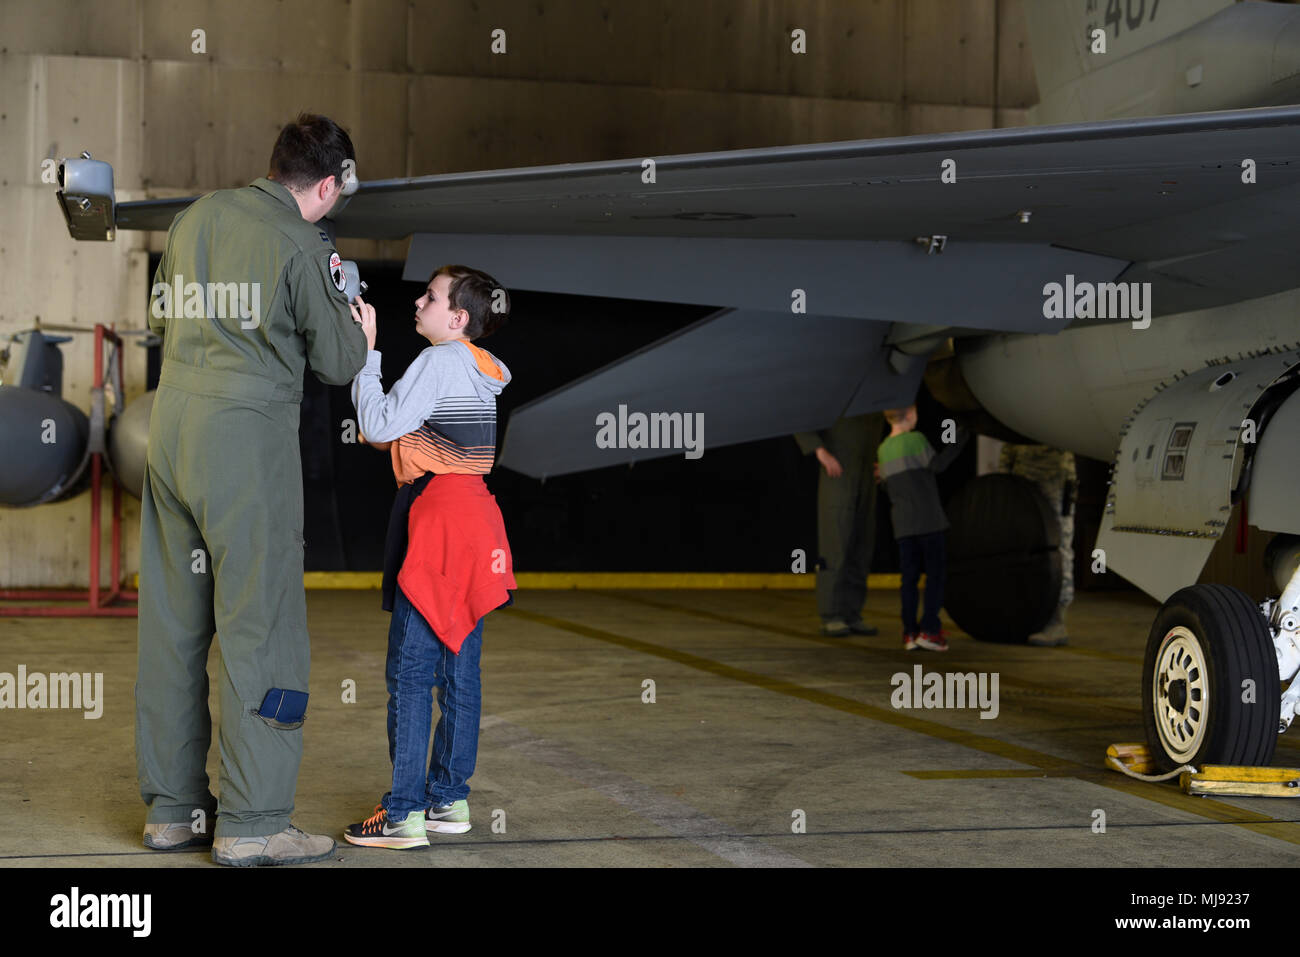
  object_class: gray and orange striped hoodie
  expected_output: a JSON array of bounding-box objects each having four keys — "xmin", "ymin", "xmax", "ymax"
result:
[{"xmin": 350, "ymin": 338, "xmax": 511, "ymax": 484}]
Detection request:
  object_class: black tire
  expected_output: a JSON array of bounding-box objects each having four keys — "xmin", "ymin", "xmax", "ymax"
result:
[
  {"xmin": 945, "ymin": 473, "xmax": 1061, "ymax": 643},
  {"xmin": 1142, "ymin": 584, "xmax": 1280, "ymax": 772}
]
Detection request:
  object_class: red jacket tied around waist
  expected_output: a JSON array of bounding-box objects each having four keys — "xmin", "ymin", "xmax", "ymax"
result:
[{"xmin": 397, "ymin": 473, "xmax": 517, "ymax": 654}]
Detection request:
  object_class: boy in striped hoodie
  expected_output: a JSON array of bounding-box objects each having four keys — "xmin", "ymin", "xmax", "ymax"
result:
[{"xmin": 342, "ymin": 264, "xmax": 516, "ymax": 849}]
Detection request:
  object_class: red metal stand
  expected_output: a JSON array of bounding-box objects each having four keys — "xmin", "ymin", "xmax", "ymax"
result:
[{"xmin": 0, "ymin": 324, "xmax": 139, "ymax": 617}]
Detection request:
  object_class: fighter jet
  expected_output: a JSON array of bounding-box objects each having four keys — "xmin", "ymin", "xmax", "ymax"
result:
[{"xmin": 46, "ymin": 0, "xmax": 1300, "ymax": 772}]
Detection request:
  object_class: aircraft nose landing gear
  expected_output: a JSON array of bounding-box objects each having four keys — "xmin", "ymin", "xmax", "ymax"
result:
[{"xmin": 1142, "ymin": 584, "xmax": 1280, "ymax": 771}]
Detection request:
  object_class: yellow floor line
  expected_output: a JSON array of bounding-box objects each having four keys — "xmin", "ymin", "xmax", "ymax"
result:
[
  {"xmin": 598, "ymin": 590, "xmax": 1300, "ymax": 758},
  {"xmin": 905, "ymin": 769, "xmax": 1074, "ymax": 780},
  {"xmin": 601, "ymin": 588, "xmax": 1145, "ymax": 661},
  {"xmin": 504, "ymin": 606, "xmax": 1084, "ymax": 773},
  {"xmin": 501, "ymin": 605, "xmax": 1300, "ymax": 848},
  {"xmin": 591, "ymin": 591, "xmax": 1140, "ymax": 706},
  {"xmin": 591, "ymin": 589, "xmax": 894, "ymax": 642},
  {"xmin": 1054, "ymin": 645, "xmax": 1144, "ymax": 665},
  {"xmin": 291, "ymin": 572, "xmax": 906, "ymax": 590},
  {"xmin": 594, "ymin": 589, "xmax": 1300, "ymax": 762}
]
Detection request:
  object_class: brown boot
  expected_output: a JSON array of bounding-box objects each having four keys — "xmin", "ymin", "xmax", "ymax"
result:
[
  {"xmin": 211, "ymin": 825, "xmax": 336, "ymax": 867},
  {"xmin": 1027, "ymin": 607, "xmax": 1068, "ymax": 646},
  {"xmin": 143, "ymin": 818, "xmax": 213, "ymax": 850}
]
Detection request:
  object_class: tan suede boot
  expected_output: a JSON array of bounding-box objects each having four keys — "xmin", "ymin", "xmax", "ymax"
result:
[
  {"xmin": 211, "ymin": 825, "xmax": 336, "ymax": 867},
  {"xmin": 143, "ymin": 818, "xmax": 213, "ymax": 850},
  {"xmin": 1027, "ymin": 606, "xmax": 1069, "ymax": 646}
]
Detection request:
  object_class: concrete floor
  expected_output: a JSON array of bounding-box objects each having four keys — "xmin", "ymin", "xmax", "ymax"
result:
[{"xmin": 5, "ymin": 586, "xmax": 1300, "ymax": 867}]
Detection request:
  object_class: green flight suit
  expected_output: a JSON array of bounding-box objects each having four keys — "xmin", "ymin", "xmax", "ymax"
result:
[
  {"xmin": 136, "ymin": 177, "xmax": 367, "ymax": 838},
  {"xmin": 794, "ymin": 413, "xmax": 886, "ymax": 624}
]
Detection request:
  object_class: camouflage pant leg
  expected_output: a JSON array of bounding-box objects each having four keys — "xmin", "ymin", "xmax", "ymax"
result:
[{"xmin": 1040, "ymin": 483, "xmax": 1074, "ymax": 609}]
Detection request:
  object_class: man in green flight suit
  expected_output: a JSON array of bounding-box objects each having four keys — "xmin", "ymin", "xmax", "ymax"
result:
[
  {"xmin": 795, "ymin": 413, "xmax": 887, "ymax": 636},
  {"xmin": 136, "ymin": 114, "xmax": 368, "ymax": 866}
]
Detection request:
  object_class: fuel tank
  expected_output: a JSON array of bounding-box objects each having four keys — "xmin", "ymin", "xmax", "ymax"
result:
[
  {"xmin": 0, "ymin": 386, "xmax": 90, "ymax": 506},
  {"xmin": 0, "ymin": 331, "xmax": 91, "ymax": 506},
  {"xmin": 106, "ymin": 390, "xmax": 154, "ymax": 499},
  {"xmin": 956, "ymin": 288, "xmax": 1300, "ymax": 462}
]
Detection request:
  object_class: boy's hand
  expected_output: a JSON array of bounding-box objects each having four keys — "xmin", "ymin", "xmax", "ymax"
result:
[
  {"xmin": 357, "ymin": 430, "xmax": 393, "ymax": 451},
  {"xmin": 349, "ymin": 296, "xmax": 377, "ymax": 350},
  {"xmin": 815, "ymin": 447, "xmax": 843, "ymax": 478}
]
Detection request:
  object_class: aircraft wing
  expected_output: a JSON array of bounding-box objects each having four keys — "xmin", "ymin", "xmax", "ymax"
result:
[
  {"xmin": 102, "ymin": 105, "xmax": 1300, "ymax": 476},
  {"xmin": 116, "ymin": 105, "xmax": 1300, "ymax": 320}
]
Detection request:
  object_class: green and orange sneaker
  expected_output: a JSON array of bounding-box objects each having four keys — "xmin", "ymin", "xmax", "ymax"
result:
[
  {"xmin": 344, "ymin": 804, "xmax": 430, "ymax": 849},
  {"xmin": 425, "ymin": 799, "xmax": 471, "ymax": 834}
]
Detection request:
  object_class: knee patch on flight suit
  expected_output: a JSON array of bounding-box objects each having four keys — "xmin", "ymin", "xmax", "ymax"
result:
[{"xmin": 254, "ymin": 688, "xmax": 309, "ymax": 730}]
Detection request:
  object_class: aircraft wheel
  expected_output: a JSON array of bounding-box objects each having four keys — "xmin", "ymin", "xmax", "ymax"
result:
[{"xmin": 1142, "ymin": 584, "xmax": 1279, "ymax": 772}]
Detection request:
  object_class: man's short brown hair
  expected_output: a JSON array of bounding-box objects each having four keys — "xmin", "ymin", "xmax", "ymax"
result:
[
  {"xmin": 268, "ymin": 113, "xmax": 356, "ymax": 192},
  {"xmin": 883, "ymin": 406, "xmax": 914, "ymax": 425}
]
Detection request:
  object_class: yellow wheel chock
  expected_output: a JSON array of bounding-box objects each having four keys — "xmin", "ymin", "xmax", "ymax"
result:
[
  {"xmin": 1106, "ymin": 742, "xmax": 1300, "ymax": 795},
  {"xmin": 1180, "ymin": 765, "xmax": 1300, "ymax": 797}
]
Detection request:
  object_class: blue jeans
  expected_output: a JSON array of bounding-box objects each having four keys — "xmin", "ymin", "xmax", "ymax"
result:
[
  {"xmin": 382, "ymin": 585, "xmax": 484, "ymax": 821},
  {"xmin": 898, "ymin": 531, "xmax": 946, "ymax": 635}
]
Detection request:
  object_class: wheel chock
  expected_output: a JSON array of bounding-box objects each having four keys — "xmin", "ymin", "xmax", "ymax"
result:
[
  {"xmin": 1106, "ymin": 743, "xmax": 1156, "ymax": 774},
  {"xmin": 1181, "ymin": 765, "xmax": 1300, "ymax": 797},
  {"xmin": 1104, "ymin": 743, "xmax": 1193, "ymax": 783}
]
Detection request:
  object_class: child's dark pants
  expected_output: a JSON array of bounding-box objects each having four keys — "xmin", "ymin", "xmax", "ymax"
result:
[{"xmin": 898, "ymin": 531, "xmax": 946, "ymax": 635}]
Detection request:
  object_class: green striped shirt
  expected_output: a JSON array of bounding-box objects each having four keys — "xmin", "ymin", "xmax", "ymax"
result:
[{"xmin": 877, "ymin": 429, "xmax": 963, "ymax": 537}]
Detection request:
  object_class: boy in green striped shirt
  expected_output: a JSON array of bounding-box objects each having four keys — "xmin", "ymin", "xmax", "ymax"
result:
[{"xmin": 876, "ymin": 406, "xmax": 968, "ymax": 651}]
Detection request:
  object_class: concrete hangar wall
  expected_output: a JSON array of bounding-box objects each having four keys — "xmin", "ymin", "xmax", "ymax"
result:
[{"xmin": 0, "ymin": 0, "xmax": 1038, "ymax": 588}]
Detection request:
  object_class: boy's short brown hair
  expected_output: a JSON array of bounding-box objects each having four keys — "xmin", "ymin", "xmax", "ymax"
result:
[
  {"xmin": 883, "ymin": 406, "xmax": 914, "ymax": 425},
  {"xmin": 432, "ymin": 264, "xmax": 510, "ymax": 340}
]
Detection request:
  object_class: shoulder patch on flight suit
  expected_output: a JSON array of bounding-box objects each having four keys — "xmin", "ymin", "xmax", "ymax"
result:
[{"xmin": 328, "ymin": 251, "xmax": 347, "ymax": 293}]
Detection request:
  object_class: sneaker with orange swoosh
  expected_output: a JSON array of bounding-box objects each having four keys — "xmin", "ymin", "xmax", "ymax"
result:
[{"xmin": 344, "ymin": 804, "xmax": 430, "ymax": 849}]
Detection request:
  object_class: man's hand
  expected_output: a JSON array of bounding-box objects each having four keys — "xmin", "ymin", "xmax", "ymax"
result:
[
  {"xmin": 349, "ymin": 296, "xmax": 377, "ymax": 350},
  {"xmin": 815, "ymin": 447, "xmax": 843, "ymax": 478}
]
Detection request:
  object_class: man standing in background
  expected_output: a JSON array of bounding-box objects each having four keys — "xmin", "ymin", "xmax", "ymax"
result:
[
  {"xmin": 794, "ymin": 413, "xmax": 886, "ymax": 637},
  {"xmin": 999, "ymin": 443, "xmax": 1076, "ymax": 647}
]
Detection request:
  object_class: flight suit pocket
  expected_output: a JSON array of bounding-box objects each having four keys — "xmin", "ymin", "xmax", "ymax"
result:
[{"xmin": 253, "ymin": 688, "xmax": 308, "ymax": 730}]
